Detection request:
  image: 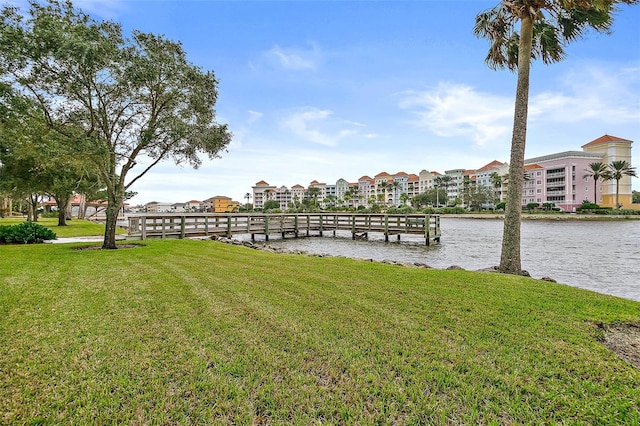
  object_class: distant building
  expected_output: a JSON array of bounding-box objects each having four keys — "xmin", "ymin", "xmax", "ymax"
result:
[
  {"xmin": 145, "ymin": 201, "xmax": 173, "ymax": 212},
  {"xmin": 203, "ymin": 196, "xmax": 239, "ymax": 213},
  {"xmin": 247, "ymin": 134, "xmax": 635, "ymax": 212}
]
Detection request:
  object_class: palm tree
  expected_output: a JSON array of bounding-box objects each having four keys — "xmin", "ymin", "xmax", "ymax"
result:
[
  {"xmin": 434, "ymin": 176, "xmax": 443, "ymax": 207},
  {"xmin": 490, "ymin": 172, "xmax": 503, "ymax": 204},
  {"xmin": 474, "ymin": 0, "xmax": 635, "ymax": 274},
  {"xmin": 244, "ymin": 192, "xmax": 251, "ymax": 210},
  {"xmin": 583, "ymin": 162, "xmax": 608, "ymax": 204},
  {"xmin": 439, "ymin": 175, "xmax": 455, "ymax": 206},
  {"xmin": 606, "ymin": 160, "xmax": 637, "ymax": 208},
  {"xmin": 391, "ymin": 181, "xmax": 401, "ymax": 205}
]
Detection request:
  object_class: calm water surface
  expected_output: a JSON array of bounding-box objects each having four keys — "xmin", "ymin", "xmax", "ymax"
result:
[{"xmin": 258, "ymin": 217, "xmax": 640, "ymax": 302}]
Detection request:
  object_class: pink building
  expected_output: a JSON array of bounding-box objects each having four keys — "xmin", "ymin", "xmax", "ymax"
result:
[{"xmin": 524, "ymin": 151, "xmax": 604, "ymax": 212}]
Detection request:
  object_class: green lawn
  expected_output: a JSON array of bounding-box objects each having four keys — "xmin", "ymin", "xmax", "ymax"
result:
[
  {"xmin": 0, "ymin": 217, "xmax": 125, "ymax": 238},
  {"xmin": 1, "ymin": 239, "xmax": 639, "ymax": 424}
]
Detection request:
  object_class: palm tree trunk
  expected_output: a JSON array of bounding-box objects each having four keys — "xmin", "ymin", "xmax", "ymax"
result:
[{"xmin": 500, "ymin": 15, "xmax": 534, "ymax": 275}]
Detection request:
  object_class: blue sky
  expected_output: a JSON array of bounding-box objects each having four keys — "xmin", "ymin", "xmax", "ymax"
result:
[{"xmin": 9, "ymin": 0, "xmax": 640, "ymax": 204}]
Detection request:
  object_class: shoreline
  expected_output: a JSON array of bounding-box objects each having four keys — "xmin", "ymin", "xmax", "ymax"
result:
[{"xmin": 441, "ymin": 213, "xmax": 640, "ymax": 221}]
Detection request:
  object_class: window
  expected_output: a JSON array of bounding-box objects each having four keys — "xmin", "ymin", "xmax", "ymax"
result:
[
  {"xmin": 585, "ymin": 186, "xmax": 588, "ymax": 191},
  {"xmin": 536, "ymin": 180, "xmax": 541, "ymax": 185},
  {"xmin": 537, "ymin": 171, "xmax": 542, "ymax": 176},
  {"xmin": 537, "ymin": 189, "xmax": 541, "ymax": 194}
]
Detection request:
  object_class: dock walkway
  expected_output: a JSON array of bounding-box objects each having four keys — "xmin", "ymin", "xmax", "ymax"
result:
[{"xmin": 127, "ymin": 213, "xmax": 441, "ymax": 245}]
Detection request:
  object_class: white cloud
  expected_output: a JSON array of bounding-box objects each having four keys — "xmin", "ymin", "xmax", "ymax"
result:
[
  {"xmin": 281, "ymin": 107, "xmax": 364, "ymax": 147},
  {"xmin": 398, "ymin": 65, "xmax": 640, "ymax": 149},
  {"xmin": 398, "ymin": 82, "xmax": 513, "ymax": 146},
  {"xmin": 529, "ymin": 65, "xmax": 640, "ymax": 124},
  {"xmin": 265, "ymin": 44, "xmax": 320, "ymax": 71}
]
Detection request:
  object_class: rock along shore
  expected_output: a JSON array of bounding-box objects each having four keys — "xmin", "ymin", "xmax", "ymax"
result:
[{"xmin": 208, "ymin": 235, "xmax": 558, "ymax": 283}]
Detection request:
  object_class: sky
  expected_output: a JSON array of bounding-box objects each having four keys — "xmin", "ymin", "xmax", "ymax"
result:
[{"xmin": 7, "ymin": 0, "xmax": 640, "ymax": 204}]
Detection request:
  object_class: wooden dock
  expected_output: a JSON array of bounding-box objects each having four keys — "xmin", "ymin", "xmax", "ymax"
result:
[{"xmin": 127, "ymin": 213, "xmax": 441, "ymax": 245}]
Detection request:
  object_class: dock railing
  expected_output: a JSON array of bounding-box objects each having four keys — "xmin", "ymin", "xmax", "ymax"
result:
[{"xmin": 127, "ymin": 213, "xmax": 441, "ymax": 245}]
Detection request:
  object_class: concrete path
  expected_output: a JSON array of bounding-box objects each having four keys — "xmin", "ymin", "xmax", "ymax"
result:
[{"xmin": 46, "ymin": 236, "xmax": 126, "ymax": 244}]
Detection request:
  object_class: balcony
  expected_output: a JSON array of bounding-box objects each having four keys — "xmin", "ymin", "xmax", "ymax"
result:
[{"xmin": 546, "ymin": 171, "xmax": 566, "ymax": 179}]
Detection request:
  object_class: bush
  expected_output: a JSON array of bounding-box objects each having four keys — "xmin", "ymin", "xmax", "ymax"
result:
[{"xmin": 0, "ymin": 222, "xmax": 57, "ymax": 244}]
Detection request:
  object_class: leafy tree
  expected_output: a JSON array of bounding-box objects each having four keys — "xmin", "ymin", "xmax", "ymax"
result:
[
  {"xmin": 633, "ymin": 190, "xmax": 640, "ymax": 204},
  {"xmin": 436, "ymin": 175, "xmax": 455, "ymax": 206},
  {"xmin": 606, "ymin": 160, "xmax": 637, "ymax": 208},
  {"xmin": 305, "ymin": 187, "xmax": 321, "ymax": 209},
  {"xmin": 526, "ymin": 202, "xmax": 539, "ymax": 212},
  {"xmin": 583, "ymin": 162, "xmax": 608, "ymax": 204},
  {"xmin": 474, "ymin": 0, "xmax": 636, "ymax": 274},
  {"xmin": 0, "ymin": 1, "xmax": 231, "ymax": 248},
  {"xmin": 263, "ymin": 200, "xmax": 279, "ymax": 211}
]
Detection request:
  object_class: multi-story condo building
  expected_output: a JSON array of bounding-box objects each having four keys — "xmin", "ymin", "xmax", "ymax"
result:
[
  {"xmin": 357, "ymin": 176, "xmax": 373, "ymax": 206},
  {"xmin": 444, "ymin": 169, "xmax": 465, "ymax": 204},
  {"xmin": 523, "ymin": 151, "xmax": 605, "ymax": 211},
  {"xmin": 407, "ymin": 174, "xmax": 420, "ymax": 200},
  {"xmin": 290, "ymin": 184, "xmax": 305, "ymax": 207},
  {"xmin": 203, "ymin": 196, "xmax": 239, "ymax": 213},
  {"xmin": 251, "ymin": 134, "xmax": 635, "ymax": 212},
  {"xmin": 252, "ymin": 180, "xmax": 276, "ymax": 209},
  {"xmin": 582, "ymin": 134, "xmax": 634, "ymax": 208}
]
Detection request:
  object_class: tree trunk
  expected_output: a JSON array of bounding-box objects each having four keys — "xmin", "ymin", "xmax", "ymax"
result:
[
  {"xmin": 615, "ymin": 179, "xmax": 620, "ymax": 208},
  {"xmin": 56, "ymin": 196, "xmax": 70, "ymax": 226},
  {"xmin": 77, "ymin": 194, "xmax": 87, "ymax": 220},
  {"xmin": 500, "ymin": 15, "xmax": 534, "ymax": 275},
  {"xmin": 103, "ymin": 193, "xmax": 123, "ymax": 249},
  {"xmin": 28, "ymin": 194, "xmax": 39, "ymax": 222}
]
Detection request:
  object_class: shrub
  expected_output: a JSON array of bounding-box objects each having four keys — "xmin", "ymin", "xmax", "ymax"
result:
[{"xmin": 0, "ymin": 222, "xmax": 57, "ymax": 244}]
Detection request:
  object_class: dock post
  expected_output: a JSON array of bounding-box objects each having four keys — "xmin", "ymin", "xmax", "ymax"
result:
[
  {"xmin": 226, "ymin": 214, "xmax": 232, "ymax": 238},
  {"xmin": 264, "ymin": 215, "xmax": 270, "ymax": 241},
  {"xmin": 141, "ymin": 217, "xmax": 147, "ymax": 240},
  {"xmin": 384, "ymin": 215, "xmax": 389, "ymax": 242},
  {"xmin": 294, "ymin": 215, "xmax": 299, "ymax": 237},
  {"xmin": 425, "ymin": 214, "xmax": 430, "ymax": 246},
  {"xmin": 319, "ymin": 214, "xmax": 323, "ymax": 237},
  {"xmin": 180, "ymin": 216, "xmax": 186, "ymax": 239}
]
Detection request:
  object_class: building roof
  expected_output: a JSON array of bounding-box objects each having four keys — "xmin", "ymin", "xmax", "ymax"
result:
[
  {"xmin": 525, "ymin": 151, "xmax": 603, "ymax": 164},
  {"xmin": 255, "ymin": 180, "xmax": 269, "ymax": 185},
  {"xmin": 291, "ymin": 184, "xmax": 304, "ymax": 189},
  {"xmin": 524, "ymin": 164, "xmax": 543, "ymax": 171},
  {"xmin": 476, "ymin": 160, "xmax": 505, "ymax": 172},
  {"xmin": 581, "ymin": 134, "xmax": 632, "ymax": 149},
  {"xmin": 407, "ymin": 174, "xmax": 419, "ymax": 182},
  {"xmin": 394, "ymin": 171, "xmax": 408, "ymax": 177},
  {"xmin": 358, "ymin": 175, "xmax": 372, "ymax": 181},
  {"xmin": 374, "ymin": 171, "xmax": 390, "ymax": 178}
]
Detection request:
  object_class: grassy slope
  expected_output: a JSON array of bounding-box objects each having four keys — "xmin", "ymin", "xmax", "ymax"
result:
[
  {"xmin": 0, "ymin": 217, "xmax": 125, "ymax": 238},
  {"xmin": 1, "ymin": 240, "xmax": 639, "ymax": 424}
]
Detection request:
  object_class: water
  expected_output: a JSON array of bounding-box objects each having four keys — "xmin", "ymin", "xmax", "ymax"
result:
[{"xmin": 254, "ymin": 217, "xmax": 640, "ymax": 302}]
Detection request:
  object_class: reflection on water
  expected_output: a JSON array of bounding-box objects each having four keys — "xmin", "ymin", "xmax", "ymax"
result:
[{"xmin": 256, "ymin": 217, "xmax": 640, "ymax": 302}]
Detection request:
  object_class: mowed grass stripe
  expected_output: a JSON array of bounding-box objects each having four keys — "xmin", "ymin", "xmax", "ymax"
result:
[{"xmin": 1, "ymin": 239, "xmax": 639, "ymax": 424}]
